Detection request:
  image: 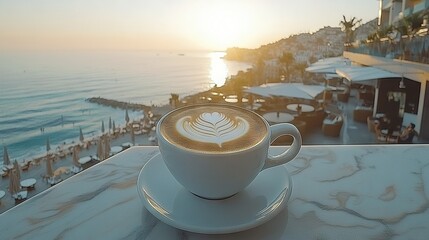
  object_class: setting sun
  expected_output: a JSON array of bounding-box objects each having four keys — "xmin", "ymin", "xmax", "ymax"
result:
[{"xmin": 194, "ymin": 4, "xmax": 249, "ymax": 50}]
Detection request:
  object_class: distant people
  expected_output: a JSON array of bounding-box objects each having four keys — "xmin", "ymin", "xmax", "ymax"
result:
[
  {"xmin": 378, "ymin": 116, "xmax": 390, "ymax": 131},
  {"xmin": 398, "ymin": 123, "xmax": 418, "ymax": 144},
  {"xmin": 296, "ymin": 104, "xmax": 302, "ymax": 115}
]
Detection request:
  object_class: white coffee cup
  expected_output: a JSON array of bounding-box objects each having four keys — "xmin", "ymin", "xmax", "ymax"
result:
[{"xmin": 156, "ymin": 104, "xmax": 301, "ymax": 199}]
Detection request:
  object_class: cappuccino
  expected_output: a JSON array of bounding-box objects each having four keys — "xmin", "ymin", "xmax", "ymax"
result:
[{"xmin": 159, "ymin": 105, "xmax": 268, "ymax": 153}]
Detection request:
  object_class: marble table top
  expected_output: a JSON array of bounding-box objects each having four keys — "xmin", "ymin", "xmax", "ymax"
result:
[{"xmin": 1, "ymin": 145, "xmax": 428, "ymax": 240}]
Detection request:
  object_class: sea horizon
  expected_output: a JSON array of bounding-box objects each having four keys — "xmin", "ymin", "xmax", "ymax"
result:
[{"xmin": 0, "ymin": 50, "xmax": 252, "ymax": 163}]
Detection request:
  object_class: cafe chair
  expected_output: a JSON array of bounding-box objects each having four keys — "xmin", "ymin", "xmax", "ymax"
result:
[
  {"xmin": 374, "ymin": 124, "xmax": 388, "ymax": 143},
  {"xmin": 353, "ymin": 106, "xmax": 373, "ymax": 123},
  {"xmin": 322, "ymin": 114, "xmax": 343, "ymax": 137}
]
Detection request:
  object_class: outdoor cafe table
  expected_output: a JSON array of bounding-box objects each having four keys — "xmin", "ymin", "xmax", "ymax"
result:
[
  {"xmin": 20, "ymin": 178, "xmax": 37, "ymax": 189},
  {"xmin": 111, "ymin": 146, "xmax": 123, "ymax": 155},
  {"xmin": 262, "ymin": 112, "xmax": 294, "ymax": 124},
  {"xmin": 1, "ymin": 145, "xmax": 429, "ymax": 239},
  {"xmin": 78, "ymin": 156, "xmax": 92, "ymax": 164},
  {"xmin": 286, "ymin": 103, "xmax": 315, "ymax": 113}
]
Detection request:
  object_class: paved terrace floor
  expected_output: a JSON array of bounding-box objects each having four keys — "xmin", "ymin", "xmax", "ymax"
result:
[{"xmin": 302, "ymin": 89, "xmax": 425, "ymax": 145}]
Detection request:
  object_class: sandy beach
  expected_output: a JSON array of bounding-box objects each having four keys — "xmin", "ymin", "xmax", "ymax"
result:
[{"xmin": 0, "ymin": 104, "xmax": 173, "ymax": 214}]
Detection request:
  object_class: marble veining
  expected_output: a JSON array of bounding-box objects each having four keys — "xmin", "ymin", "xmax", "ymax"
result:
[{"xmin": 0, "ymin": 145, "xmax": 428, "ymax": 239}]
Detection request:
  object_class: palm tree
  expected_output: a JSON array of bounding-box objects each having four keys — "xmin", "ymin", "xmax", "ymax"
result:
[
  {"xmin": 278, "ymin": 52, "xmax": 295, "ymax": 82},
  {"xmin": 395, "ymin": 12, "xmax": 423, "ymax": 59},
  {"xmin": 294, "ymin": 62, "xmax": 308, "ymax": 82},
  {"xmin": 255, "ymin": 55, "xmax": 266, "ymax": 85},
  {"xmin": 396, "ymin": 12, "xmax": 423, "ymax": 37},
  {"xmin": 339, "ymin": 15, "xmax": 362, "ymax": 45}
]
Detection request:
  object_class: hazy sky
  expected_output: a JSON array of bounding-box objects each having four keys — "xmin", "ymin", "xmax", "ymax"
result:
[{"xmin": 0, "ymin": 0, "xmax": 380, "ymax": 51}]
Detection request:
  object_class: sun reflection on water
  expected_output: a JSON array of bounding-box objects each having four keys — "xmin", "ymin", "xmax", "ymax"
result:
[{"xmin": 209, "ymin": 52, "xmax": 228, "ymax": 87}]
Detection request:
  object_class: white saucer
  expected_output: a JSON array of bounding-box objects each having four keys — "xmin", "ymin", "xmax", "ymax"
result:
[{"xmin": 137, "ymin": 153, "xmax": 292, "ymax": 234}]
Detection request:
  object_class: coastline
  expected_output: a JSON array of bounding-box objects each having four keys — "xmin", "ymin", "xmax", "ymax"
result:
[
  {"xmin": 1, "ymin": 77, "xmax": 246, "ymax": 213},
  {"xmin": 0, "ymin": 102, "xmax": 173, "ymax": 214},
  {"xmin": 0, "ymin": 58, "xmax": 253, "ymax": 213}
]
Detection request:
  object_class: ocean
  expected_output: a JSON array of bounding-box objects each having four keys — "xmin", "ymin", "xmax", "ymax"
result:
[{"xmin": 0, "ymin": 50, "xmax": 251, "ymax": 163}]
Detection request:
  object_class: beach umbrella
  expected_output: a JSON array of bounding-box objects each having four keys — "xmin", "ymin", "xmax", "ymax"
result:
[
  {"xmin": 130, "ymin": 126, "xmax": 135, "ymax": 146},
  {"xmin": 101, "ymin": 121, "xmax": 105, "ymax": 134},
  {"xmin": 8, "ymin": 169, "xmax": 20, "ymax": 196},
  {"xmin": 112, "ymin": 120, "xmax": 116, "ymax": 133},
  {"xmin": 125, "ymin": 109, "xmax": 130, "ymax": 124},
  {"xmin": 305, "ymin": 57, "xmax": 350, "ymax": 74},
  {"xmin": 109, "ymin": 117, "xmax": 112, "ymax": 134},
  {"xmin": 245, "ymin": 83, "xmax": 325, "ymax": 100},
  {"xmin": 79, "ymin": 127, "xmax": 84, "ymax": 143},
  {"xmin": 104, "ymin": 136, "xmax": 111, "ymax": 159},
  {"xmin": 46, "ymin": 137, "xmax": 51, "ymax": 153},
  {"xmin": 97, "ymin": 138, "xmax": 104, "ymax": 161},
  {"xmin": 72, "ymin": 146, "xmax": 81, "ymax": 168},
  {"xmin": 46, "ymin": 157, "xmax": 54, "ymax": 178},
  {"xmin": 3, "ymin": 146, "xmax": 11, "ymax": 166},
  {"xmin": 13, "ymin": 160, "xmax": 21, "ymax": 181}
]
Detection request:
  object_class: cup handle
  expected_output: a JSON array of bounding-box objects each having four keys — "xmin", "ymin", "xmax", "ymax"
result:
[{"xmin": 262, "ymin": 123, "xmax": 302, "ymax": 170}]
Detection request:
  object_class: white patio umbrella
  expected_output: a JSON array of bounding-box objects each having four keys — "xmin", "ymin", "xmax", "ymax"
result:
[
  {"xmin": 125, "ymin": 109, "xmax": 130, "ymax": 125},
  {"xmin": 97, "ymin": 138, "xmax": 104, "ymax": 161},
  {"xmin": 245, "ymin": 83, "xmax": 325, "ymax": 100},
  {"xmin": 8, "ymin": 169, "xmax": 20, "ymax": 196},
  {"xmin": 130, "ymin": 126, "xmax": 135, "ymax": 146},
  {"xmin": 79, "ymin": 127, "xmax": 84, "ymax": 143},
  {"xmin": 104, "ymin": 136, "xmax": 111, "ymax": 159},
  {"xmin": 108, "ymin": 117, "xmax": 112, "ymax": 134},
  {"xmin": 310, "ymin": 57, "xmax": 350, "ymax": 66},
  {"xmin": 13, "ymin": 160, "xmax": 21, "ymax": 181},
  {"xmin": 46, "ymin": 157, "xmax": 54, "ymax": 178},
  {"xmin": 3, "ymin": 146, "xmax": 11, "ymax": 166},
  {"xmin": 101, "ymin": 120, "xmax": 105, "ymax": 134},
  {"xmin": 46, "ymin": 137, "xmax": 51, "ymax": 153},
  {"xmin": 72, "ymin": 146, "xmax": 81, "ymax": 168},
  {"xmin": 243, "ymin": 85, "xmax": 276, "ymax": 98},
  {"xmin": 270, "ymin": 83, "xmax": 324, "ymax": 99},
  {"xmin": 306, "ymin": 57, "xmax": 350, "ymax": 74}
]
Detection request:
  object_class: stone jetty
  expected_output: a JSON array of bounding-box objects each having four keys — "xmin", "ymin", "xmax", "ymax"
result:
[{"xmin": 86, "ymin": 97, "xmax": 152, "ymax": 112}]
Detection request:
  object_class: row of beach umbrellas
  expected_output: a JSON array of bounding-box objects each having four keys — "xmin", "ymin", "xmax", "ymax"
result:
[
  {"xmin": 2, "ymin": 110, "xmax": 136, "ymax": 192},
  {"xmin": 2, "ymin": 108, "xmax": 133, "ymax": 164},
  {"xmin": 1, "ymin": 109, "xmax": 141, "ymax": 201}
]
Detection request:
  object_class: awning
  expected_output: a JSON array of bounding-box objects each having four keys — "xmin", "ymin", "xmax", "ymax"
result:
[
  {"xmin": 306, "ymin": 57, "xmax": 351, "ymax": 74},
  {"xmin": 305, "ymin": 64, "xmax": 339, "ymax": 74},
  {"xmin": 336, "ymin": 66, "xmax": 401, "ymax": 82},
  {"xmin": 244, "ymin": 83, "xmax": 325, "ymax": 100},
  {"xmin": 310, "ymin": 57, "xmax": 350, "ymax": 66}
]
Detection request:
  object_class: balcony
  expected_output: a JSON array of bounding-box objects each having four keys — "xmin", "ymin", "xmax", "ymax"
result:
[{"xmin": 347, "ymin": 33, "xmax": 429, "ymax": 64}]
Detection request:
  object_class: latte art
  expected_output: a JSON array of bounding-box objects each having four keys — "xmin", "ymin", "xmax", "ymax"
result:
[
  {"xmin": 159, "ymin": 105, "xmax": 268, "ymax": 153},
  {"xmin": 176, "ymin": 112, "xmax": 249, "ymax": 147}
]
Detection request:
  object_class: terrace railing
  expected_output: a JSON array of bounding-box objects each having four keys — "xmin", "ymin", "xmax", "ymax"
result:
[{"xmin": 347, "ymin": 31, "xmax": 429, "ymax": 64}]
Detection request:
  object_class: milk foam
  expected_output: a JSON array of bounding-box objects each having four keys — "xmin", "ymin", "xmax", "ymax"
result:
[{"xmin": 176, "ymin": 112, "xmax": 249, "ymax": 147}]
